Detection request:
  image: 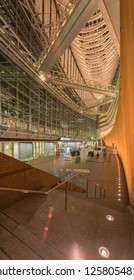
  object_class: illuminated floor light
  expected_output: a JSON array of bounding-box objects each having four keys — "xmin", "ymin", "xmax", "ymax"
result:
[
  {"xmin": 106, "ymin": 215, "xmax": 114, "ymax": 221},
  {"xmin": 118, "ymin": 193, "xmax": 121, "ymax": 196},
  {"xmin": 99, "ymin": 247, "xmax": 110, "ymax": 258},
  {"xmin": 71, "ymin": 242, "xmax": 84, "ymax": 260},
  {"xmin": 118, "ymin": 198, "xmax": 121, "ymax": 201},
  {"xmin": 42, "ymin": 207, "xmax": 54, "ymax": 241}
]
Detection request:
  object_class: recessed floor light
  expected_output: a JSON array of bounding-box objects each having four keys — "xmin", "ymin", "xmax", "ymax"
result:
[
  {"xmin": 99, "ymin": 247, "xmax": 110, "ymax": 258},
  {"xmin": 106, "ymin": 215, "xmax": 114, "ymax": 221}
]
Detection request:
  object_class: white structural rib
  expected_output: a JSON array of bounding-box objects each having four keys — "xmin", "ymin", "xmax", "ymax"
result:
[
  {"xmin": 82, "ymin": 99, "xmax": 113, "ymax": 111},
  {"xmin": 96, "ymin": 0, "xmax": 120, "ymax": 55},
  {"xmin": 48, "ymin": 79, "xmax": 117, "ymax": 98},
  {"xmin": 39, "ymin": 0, "xmax": 97, "ymax": 73}
]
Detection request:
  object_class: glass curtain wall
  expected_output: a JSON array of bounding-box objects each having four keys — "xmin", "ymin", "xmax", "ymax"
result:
[{"xmin": 0, "ymin": 52, "xmax": 96, "ymax": 140}]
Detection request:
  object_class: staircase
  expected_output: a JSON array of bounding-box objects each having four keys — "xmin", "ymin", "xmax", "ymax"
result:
[{"xmin": 0, "ymin": 151, "xmax": 133, "ymax": 260}]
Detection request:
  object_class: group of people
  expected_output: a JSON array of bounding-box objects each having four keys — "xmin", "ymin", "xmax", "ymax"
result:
[
  {"xmin": 88, "ymin": 146, "xmax": 107, "ymax": 158},
  {"xmin": 88, "ymin": 150, "xmax": 99, "ymax": 158}
]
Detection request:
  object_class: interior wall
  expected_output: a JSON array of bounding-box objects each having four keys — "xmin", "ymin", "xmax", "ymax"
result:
[{"xmin": 103, "ymin": 0, "xmax": 134, "ymax": 206}]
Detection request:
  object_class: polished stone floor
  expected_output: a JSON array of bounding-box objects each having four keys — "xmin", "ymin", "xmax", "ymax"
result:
[{"xmin": 0, "ymin": 148, "xmax": 134, "ymax": 260}]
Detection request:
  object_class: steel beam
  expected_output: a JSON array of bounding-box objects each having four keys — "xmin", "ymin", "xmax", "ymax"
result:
[
  {"xmin": 48, "ymin": 79, "xmax": 117, "ymax": 97},
  {"xmin": 39, "ymin": 0, "xmax": 97, "ymax": 73},
  {"xmin": 82, "ymin": 99, "xmax": 113, "ymax": 111},
  {"xmin": 96, "ymin": 0, "xmax": 120, "ymax": 55}
]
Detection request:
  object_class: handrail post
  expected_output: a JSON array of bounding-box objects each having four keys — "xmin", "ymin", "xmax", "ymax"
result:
[
  {"xmin": 109, "ymin": 152, "xmax": 111, "ymax": 163},
  {"xmin": 103, "ymin": 188, "xmax": 105, "ymax": 198},
  {"xmin": 86, "ymin": 179, "xmax": 88, "ymax": 198},
  {"xmin": 65, "ymin": 182, "xmax": 68, "ymax": 210},
  {"xmin": 24, "ymin": 161, "xmax": 26, "ymax": 188},
  {"xmin": 94, "ymin": 183, "xmax": 97, "ymax": 198},
  {"xmin": 100, "ymin": 186, "xmax": 102, "ymax": 198}
]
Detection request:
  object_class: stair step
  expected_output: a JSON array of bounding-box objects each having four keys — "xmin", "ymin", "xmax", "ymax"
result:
[{"xmin": 0, "ymin": 211, "xmax": 68, "ymax": 260}]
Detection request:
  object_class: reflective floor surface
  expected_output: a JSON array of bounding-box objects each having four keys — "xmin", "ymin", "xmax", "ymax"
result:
[{"xmin": 0, "ymin": 148, "xmax": 134, "ymax": 260}]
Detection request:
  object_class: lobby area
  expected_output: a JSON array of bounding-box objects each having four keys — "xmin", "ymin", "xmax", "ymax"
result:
[{"xmin": 0, "ymin": 147, "xmax": 133, "ymax": 260}]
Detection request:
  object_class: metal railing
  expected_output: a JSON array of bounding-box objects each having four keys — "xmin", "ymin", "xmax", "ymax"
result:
[
  {"xmin": 0, "ymin": 187, "xmax": 46, "ymax": 195},
  {"xmin": 0, "ymin": 173, "xmax": 105, "ymax": 210},
  {"xmin": 97, "ymin": 75, "xmax": 119, "ymax": 137}
]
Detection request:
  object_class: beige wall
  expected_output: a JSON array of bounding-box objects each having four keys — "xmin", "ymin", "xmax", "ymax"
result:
[{"xmin": 103, "ymin": 0, "xmax": 134, "ymax": 206}]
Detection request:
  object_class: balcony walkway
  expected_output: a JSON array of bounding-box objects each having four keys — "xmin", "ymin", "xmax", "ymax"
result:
[{"xmin": 0, "ymin": 148, "xmax": 134, "ymax": 260}]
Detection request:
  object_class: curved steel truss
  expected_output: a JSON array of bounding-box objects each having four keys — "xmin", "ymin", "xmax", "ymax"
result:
[{"xmin": 0, "ymin": 0, "xmax": 120, "ymax": 139}]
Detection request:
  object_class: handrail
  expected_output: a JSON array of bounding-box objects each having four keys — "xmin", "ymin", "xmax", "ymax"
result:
[
  {"xmin": 0, "ymin": 173, "xmax": 106, "ymax": 210},
  {"xmin": 45, "ymin": 172, "xmax": 106, "ymax": 210},
  {"xmin": 46, "ymin": 173, "xmax": 79, "ymax": 194},
  {"xmin": 0, "ymin": 187, "xmax": 47, "ymax": 195}
]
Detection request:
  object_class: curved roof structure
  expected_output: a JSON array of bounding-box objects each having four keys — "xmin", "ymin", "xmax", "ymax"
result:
[
  {"xmin": 0, "ymin": 0, "xmax": 120, "ymax": 140},
  {"xmin": 38, "ymin": 0, "xmax": 120, "ymax": 126}
]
